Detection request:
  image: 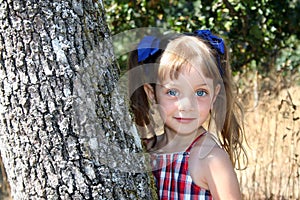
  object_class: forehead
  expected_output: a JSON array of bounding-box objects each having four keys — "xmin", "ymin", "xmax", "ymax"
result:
[
  {"xmin": 157, "ymin": 36, "xmax": 215, "ymax": 81},
  {"xmin": 158, "ymin": 64, "xmax": 214, "ymax": 88},
  {"xmin": 158, "ymin": 54, "xmax": 210, "ymax": 83}
]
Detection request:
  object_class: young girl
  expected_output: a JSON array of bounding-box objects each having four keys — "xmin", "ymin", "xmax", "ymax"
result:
[{"xmin": 128, "ymin": 30, "xmax": 246, "ymax": 199}]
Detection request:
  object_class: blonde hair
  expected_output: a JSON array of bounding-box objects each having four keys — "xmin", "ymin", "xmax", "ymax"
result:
[{"xmin": 129, "ymin": 34, "xmax": 247, "ymax": 168}]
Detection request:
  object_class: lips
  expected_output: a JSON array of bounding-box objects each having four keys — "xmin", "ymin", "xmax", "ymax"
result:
[{"xmin": 174, "ymin": 117, "xmax": 196, "ymax": 123}]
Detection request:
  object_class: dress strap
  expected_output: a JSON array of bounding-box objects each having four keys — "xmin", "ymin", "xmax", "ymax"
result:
[{"xmin": 185, "ymin": 131, "xmax": 207, "ymax": 153}]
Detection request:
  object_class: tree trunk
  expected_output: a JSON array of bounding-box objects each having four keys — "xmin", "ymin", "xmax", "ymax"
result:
[{"xmin": 0, "ymin": 0, "xmax": 157, "ymax": 199}]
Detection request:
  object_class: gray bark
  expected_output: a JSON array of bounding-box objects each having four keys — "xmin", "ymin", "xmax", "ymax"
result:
[{"xmin": 0, "ymin": 0, "xmax": 157, "ymax": 199}]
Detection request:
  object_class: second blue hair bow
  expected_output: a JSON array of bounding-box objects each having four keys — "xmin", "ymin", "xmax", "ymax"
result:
[
  {"xmin": 194, "ymin": 30, "xmax": 225, "ymax": 76},
  {"xmin": 194, "ymin": 30, "xmax": 225, "ymax": 55}
]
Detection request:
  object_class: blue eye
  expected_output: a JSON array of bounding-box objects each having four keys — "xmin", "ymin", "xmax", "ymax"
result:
[
  {"xmin": 196, "ymin": 90, "xmax": 207, "ymax": 97},
  {"xmin": 167, "ymin": 89, "xmax": 179, "ymax": 96}
]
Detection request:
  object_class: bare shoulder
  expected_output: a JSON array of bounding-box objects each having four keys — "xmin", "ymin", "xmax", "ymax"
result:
[
  {"xmin": 198, "ymin": 133, "xmax": 232, "ymax": 168},
  {"xmin": 204, "ymin": 143, "xmax": 231, "ymax": 166},
  {"xmin": 190, "ymin": 133, "xmax": 232, "ymax": 174},
  {"xmin": 193, "ymin": 133, "xmax": 223, "ymax": 159},
  {"xmin": 190, "ymin": 133, "xmax": 242, "ymax": 199}
]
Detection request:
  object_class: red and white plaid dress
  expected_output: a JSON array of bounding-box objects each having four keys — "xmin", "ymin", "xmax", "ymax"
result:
[{"xmin": 151, "ymin": 133, "xmax": 213, "ymax": 200}]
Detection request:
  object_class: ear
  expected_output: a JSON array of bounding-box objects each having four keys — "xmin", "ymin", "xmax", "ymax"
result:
[{"xmin": 144, "ymin": 84, "xmax": 155, "ymax": 102}]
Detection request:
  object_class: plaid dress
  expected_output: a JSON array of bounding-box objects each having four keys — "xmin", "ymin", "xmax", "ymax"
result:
[{"xmin": 151, "ymin": 133, "xmax": 212, "ymax": 200}]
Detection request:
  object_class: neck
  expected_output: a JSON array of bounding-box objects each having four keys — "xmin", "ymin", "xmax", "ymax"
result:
[{"xmin": 157, "ymin": 127, "xmax": 206, "ymax": 153}]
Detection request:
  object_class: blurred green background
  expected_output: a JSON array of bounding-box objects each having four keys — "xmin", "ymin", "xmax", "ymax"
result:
[{"xmin": 105, "ymin": 0, "xmax": 300, "ymax": 78}]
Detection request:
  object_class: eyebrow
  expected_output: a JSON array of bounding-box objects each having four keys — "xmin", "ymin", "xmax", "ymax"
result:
[
  {"xmin": 195, "ymin": 83, "xmax": 209, "ymax": 87},
  {"xmin": 160, "ymin": 82, "xmax": 209, "ymax": 88}
]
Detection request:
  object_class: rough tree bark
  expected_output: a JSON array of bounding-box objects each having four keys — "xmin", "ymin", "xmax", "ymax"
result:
[{"xmin": 0, "ymin": 0, "xmax": 157, "ymax": 199}]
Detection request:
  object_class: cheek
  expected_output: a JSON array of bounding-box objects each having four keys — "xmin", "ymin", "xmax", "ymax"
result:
[
  {"xmin": 157, "ymin": 103, "xmax": 168, "ymax": 118},
  {"xmin": 150, "ymin": 103, "xmax": 167, "ymax": 129},
  {"xmin": 156, "ymin": 101, "xmax": 175, "ymax": 120},
  {"xmin": 196, "ymin": 99, "xmax": 212, "ymax": 113}
]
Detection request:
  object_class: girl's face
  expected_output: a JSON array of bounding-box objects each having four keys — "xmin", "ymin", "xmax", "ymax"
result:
[{"xmin": 144, "ymin": 66, "xmax": 220, "ymax": 136}]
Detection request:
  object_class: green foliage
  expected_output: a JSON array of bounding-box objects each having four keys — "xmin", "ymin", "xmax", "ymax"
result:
[{"xmin": 105, "ymin": 0, "xmax": 300, "ymax": 76}]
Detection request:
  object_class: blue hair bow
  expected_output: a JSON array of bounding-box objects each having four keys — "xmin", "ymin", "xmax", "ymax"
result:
[
  {"xmin": 194, "ymin": 30, "xmax": 225, "ymax": 55},
  {"xmin": 194, "ymin": 30, "xmax": 225, "ymax": 76},
  {"xmin": 137, "ymin": 36, "xmax": 160, "ymax": 63}
]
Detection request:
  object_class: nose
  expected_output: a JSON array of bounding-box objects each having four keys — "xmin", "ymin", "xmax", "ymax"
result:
[{"xmin": 177, "ymin": 96, "xmax": 195, "ymax": 111}]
